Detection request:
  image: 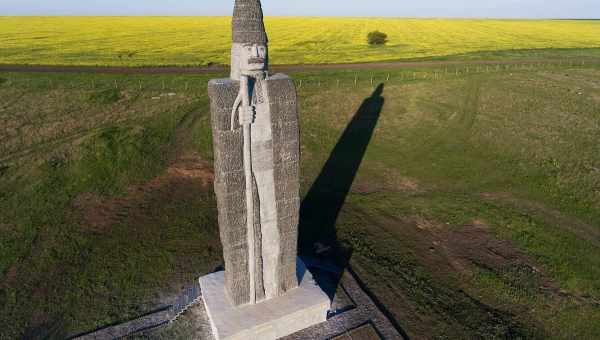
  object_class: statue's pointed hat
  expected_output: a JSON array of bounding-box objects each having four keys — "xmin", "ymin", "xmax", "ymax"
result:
[{"xmin": 232, "ymin": 0, "xmax": 268, "ymax": 44}]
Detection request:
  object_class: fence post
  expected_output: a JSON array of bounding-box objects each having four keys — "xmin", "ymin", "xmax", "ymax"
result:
[
  {"xmin": 337, "ymin": 79, "xmax": 340, "ymax": 87},
  {"xmin": 386, "ymin": 73, "xmax": 390, "ymax": 81},
  {"xmin": 114, "ymin": 80, "xmax": 118, "ymax": 89},
  {"xmin": 354, "ymin": 75, "xmax": 358, "ymax": 87}
]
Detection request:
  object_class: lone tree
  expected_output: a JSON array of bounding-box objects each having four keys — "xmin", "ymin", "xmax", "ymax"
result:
[{"xmin": 368, "ymin": 31, "xmax": 388, "ymax": 45}]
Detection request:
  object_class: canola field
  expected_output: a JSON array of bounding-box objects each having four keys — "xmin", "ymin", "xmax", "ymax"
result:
[{"xmin": 1, "ymin": 17, "xmax": 599, "ymax": 66}]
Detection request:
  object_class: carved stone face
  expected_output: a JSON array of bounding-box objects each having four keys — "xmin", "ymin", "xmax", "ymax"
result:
[{"xmin": 240, "ymin": 43, "xmax": 268, "ymax": 72}]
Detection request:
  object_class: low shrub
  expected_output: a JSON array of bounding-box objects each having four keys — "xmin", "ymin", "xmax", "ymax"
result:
[{"xmin": 368, "ymin": 31, "xmax": 388, "ymax": 45}]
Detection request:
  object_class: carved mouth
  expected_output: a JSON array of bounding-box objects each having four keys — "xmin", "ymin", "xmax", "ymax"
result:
[{"xmin": 248, "ymin": 58, "xmax": 265, "ymax": 64}]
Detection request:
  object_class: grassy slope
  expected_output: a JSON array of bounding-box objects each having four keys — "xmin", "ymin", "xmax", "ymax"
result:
[
  {"xmin": 296, "ymin": 66, "xmax": 600, "ymax": 339},
  {"xmin": 1, "ymin": 64, "xmax": 599, "ymax": 339},
  {"xmin": 0, "ymin": 74, "xmax": 221, "ymax": 338},
  {"xmin": 1, "ymin": 17, "xmax": 600, "ymax": 66}
]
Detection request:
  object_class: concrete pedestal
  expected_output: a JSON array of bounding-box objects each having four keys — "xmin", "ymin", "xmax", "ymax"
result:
[{"xmin": 199, "ymin": 259, "xmax": 330, "ymax": 340}]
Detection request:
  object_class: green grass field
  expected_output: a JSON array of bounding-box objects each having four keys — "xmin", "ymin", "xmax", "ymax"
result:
[
  {"xmin": 1, "ymin": 62, "xmax": 599, "ymax": 338},
  {"xmin": 1, "ymin": 17, "xmax": 600, "ymax": 66}
]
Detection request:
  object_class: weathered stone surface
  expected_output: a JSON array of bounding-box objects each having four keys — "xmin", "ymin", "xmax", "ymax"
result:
[
  {"xmin": 265, "ymin": 74, "xmax": 301, "ymax": 297},
  {"xmin": 208, "ymin": 74, "xmax": 300, "ymax": 306},
  {"xmin": 207, "ymin": 9, "xmax": 320, "ymax": 340},
  {"xmin": 232, "ymin": 0, "xmax": 268, "ymax": 44},
  {"xmin": 209, "ymin": 78, "xmax": 251, "ymax": 306}
]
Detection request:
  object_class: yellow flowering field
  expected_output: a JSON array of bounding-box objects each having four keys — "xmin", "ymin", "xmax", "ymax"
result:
[{"xmin": 1, "ymin": 17, "xmax": 599, "ymax": 66}]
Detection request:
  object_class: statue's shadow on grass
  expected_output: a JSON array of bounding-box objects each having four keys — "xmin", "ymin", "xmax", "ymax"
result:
[{"xmin": 299, "ymin": 83, "xmax": 385, "ymax": 295}]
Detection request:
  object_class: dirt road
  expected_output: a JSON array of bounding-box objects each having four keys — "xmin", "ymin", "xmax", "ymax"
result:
[{"xmin": 0, "ymin": 58, "xmax": 593, "ymax": 75}]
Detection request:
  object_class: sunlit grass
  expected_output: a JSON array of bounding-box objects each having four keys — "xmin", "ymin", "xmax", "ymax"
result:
[
  {"xmin": 1, "ymin": 17, "xmax": 600, "ymax": 66},
  {"xmin": 1, "ymin": 65, "xmax": 599, "ymax": 338}
]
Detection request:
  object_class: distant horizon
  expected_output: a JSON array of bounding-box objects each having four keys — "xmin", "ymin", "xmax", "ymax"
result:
[
  {"xmin": 1, "ymin": 0, "xmax": 597, "ymax": 19},
  {"xmin": 1, "ymin": 15, "xmax": 599, "ymax": 20}
]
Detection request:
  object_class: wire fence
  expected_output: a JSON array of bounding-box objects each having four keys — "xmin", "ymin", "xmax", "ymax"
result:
[
  {"xmin": 293, "ymin": 59, "xmax": 595, "ymax": 90},
  {"xmin": 0, "ymin": 78, "xmax": 211, "ymax": 93},
  {"xmin": 0, "ymin": 59, "xmax": 596, "ymax": 92}
]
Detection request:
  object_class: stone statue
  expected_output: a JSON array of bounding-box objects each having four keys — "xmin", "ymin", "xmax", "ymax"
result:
[
  {"xmin": 207, "ymin": 0, "xmax": 300, "ymax": 307},
  {"xmin": 201, "ymin": 2, "xmax": 329, "ymax": 338}
]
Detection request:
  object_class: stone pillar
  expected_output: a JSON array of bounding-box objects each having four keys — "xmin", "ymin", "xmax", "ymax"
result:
[
  {"xmin": 200, "ymin": 2, "xmax": 330, "ymax": 339},
  {"xmin": 208, "ymin": 74, "xmax": 300, "ymax": 306}
]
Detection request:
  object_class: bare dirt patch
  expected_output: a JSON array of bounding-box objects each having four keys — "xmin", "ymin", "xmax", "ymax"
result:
[
  {"xmin": 383, "ymin": 213, "xmax": 600, "ymax": 309},
  {"xmin": 3, "ymin": 265, "xmax": 18, "ymax": 288},
  {"xmin": 378, "ymin": 214, "xmax": 558, "ymax": 297},
  {"xmin": 437, "ymin": 220, "xmax": 559, "ymax": 301},
  {"xmin": 72, "ymin": 153, "xmax": 214, "ymax": 232},
  {"xmin": 439, "ymin": 220, "xmax": 534, "ymax": 272},
  {"xmin": 347, "ymin": 213, "xmax": 542, "ymax": 339},
  {"xmin": 481, "ymin": 192, "xmax": 600, "ymax": 247},
  {"xmin": 0, "ymin": 223, "xmax": 12, "ymax": 233},
  {"xmin": 387, "ymin": 175, "xmax": 420, "ymax": 192}
]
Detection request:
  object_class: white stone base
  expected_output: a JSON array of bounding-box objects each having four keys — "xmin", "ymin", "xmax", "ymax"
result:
[{"xmin": 199, "ymin": 259, "xmax": 330, "ymax": 340}]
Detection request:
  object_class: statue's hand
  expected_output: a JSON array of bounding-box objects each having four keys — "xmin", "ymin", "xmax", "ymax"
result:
[{"xmin": 239, "ymin": 106, "xmax": 255, "ymax": 126}]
